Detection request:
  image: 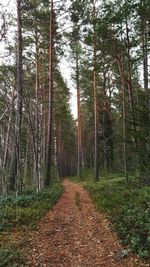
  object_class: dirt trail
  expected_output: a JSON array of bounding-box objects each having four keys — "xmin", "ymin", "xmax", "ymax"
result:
[{"xmin": 27, "ymin": 180, "xmax": 144, "ymax": 267}]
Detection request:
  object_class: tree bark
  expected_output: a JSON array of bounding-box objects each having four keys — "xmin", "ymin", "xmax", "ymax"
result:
[
  {"xmin": 35, "ymin": 30, "xmax": 40, "ymax": 193},
  {"xmin": 117, "ymin": 54, "xmax": 128, "ymax": 181},
  {"xmin": 76, "ymin": 48, "xmax": 81, "ymax": 177},
  {"xmin": 93, "ymin": 0, "xmax": 99, "ymax": 181},
  {"xmin": 2, "ymin": 89, "xmax": 15, "ymax": 195},
  {"xmin": 45, "ymin": 0, "xmax": 54, "ymax": 186},
  {"xmin": 125, "ymin": 18, "xmax": 138, "ymax": 152},
  {"xmin": 10, "ymin": 0, "xmax": 23, "ymax": 194}
]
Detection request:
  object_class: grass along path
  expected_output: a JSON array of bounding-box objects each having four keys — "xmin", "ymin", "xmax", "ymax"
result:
[{"xmin": 26, "ymin": 179, "xmax": 145, "ymax": 267}]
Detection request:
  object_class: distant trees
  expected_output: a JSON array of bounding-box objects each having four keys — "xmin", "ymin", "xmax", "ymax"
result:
[{"xmin": 0, "ymin": 0, "xmax": 150, "ymax": 194}]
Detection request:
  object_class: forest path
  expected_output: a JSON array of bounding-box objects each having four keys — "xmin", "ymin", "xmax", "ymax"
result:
[{"xmin": 27, "ymin": 179, "xmax": 142, "ymax": 267}]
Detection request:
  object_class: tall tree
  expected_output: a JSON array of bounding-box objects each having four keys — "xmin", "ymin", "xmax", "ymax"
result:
[
  {"xmin": 10, "ymin": 0, "xmax": 23, "ymax": 193},
  {"xmin": 69, "ymin": 0, "xmax": 84, "ymax": 177},
  {"xmin": 45, "ymin": 0, "xmax": 54, "ymax": 186},
  {"xmin": 93, "ymin": 0, "xmax": 99, "ymax": 181}
]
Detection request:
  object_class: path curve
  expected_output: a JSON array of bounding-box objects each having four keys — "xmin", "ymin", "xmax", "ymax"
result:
[{"xmin": 27, "ymin": 180, "xmax": 144, "ymax": 267}]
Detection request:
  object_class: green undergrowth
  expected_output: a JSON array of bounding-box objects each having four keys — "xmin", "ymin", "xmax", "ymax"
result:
[
  {"xmin": 85, "ymin": 176, "xmax": 150, "ymax": 260},
  {"xmin": 0, "ymin": 248, "xmax": 24, "ymax": 267},
  {"xmin": 0, "ymin": 183, "xmax": 64, "ymax": 231},
  {"xmin": 0, "ymin": 182, "xmax": 64, "ymax": 266},
  {"xmin": 70, "ymin": 170, "xmax": 124, "ymax": 183}
]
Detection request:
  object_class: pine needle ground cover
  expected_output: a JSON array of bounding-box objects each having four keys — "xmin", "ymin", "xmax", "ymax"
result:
[
  {"xmin": 85, "ymin": 177, "xmax": 150, "ymax": 260},
  {"xmin": 0, "ymin": 183, "xmax": 64, "ymax": 267}
]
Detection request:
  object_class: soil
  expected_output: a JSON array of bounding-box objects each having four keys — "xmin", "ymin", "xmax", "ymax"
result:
[{"xmin": 26, "ymin": 180, "xmax": 147, "ymax": 267}]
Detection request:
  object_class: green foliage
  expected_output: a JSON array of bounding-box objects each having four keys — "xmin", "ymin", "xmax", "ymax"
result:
[
  {"xmin": 85, "ymin": 177, "xmax": 150, "ymax": 260},
  {"xmin": 0, "ymin": 183, "xmax": 64, "ymax": 266},
  {"xmin": 69, "ymin": 169, "xmax": 94, "ymax": 183},
  {"xmin": 0, "ymin": 249, "xmax": 24, "ymax": 267},
  {"xmin": 80, "ymin": 169, "xmax": 95, "ymax": 180},
  {"xmin": 70, "ymin": 170, "xmax": 123, "ymax": 183},
  {"xmin": 69, "ymin": 176, "xmax": 82, "ymax": 183},
  {"xmin": 0, "ymin": 183, "xmax": 64, "ymax": 231}
]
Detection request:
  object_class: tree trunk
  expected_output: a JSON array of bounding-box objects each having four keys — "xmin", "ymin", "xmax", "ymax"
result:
[
  {"xmin": 125, "ymin": 18, "xmax": 138, "ymax": 152},
  {"xmin": 76, "ymin": 48, "xmax": 81, "ymax": 177},
  {"xmin": 93, "ymin": 1, "xmax": 99, "ymax": 181},
  {"xmin": 35, "ymin": 30, "xmax": 40, "ymax": 193},
  {"xmin": 2, "ymin": 89, "xmax": 15, "ymax": 195},
  {"xmin": 117, "ymin": 54, "xmax": 128, "ymax": 180},
  {"xmin": 45, "ymin": 0, "xmax": 54, "ymax": 186},
  {"xmin": 10, "ymin": 0, "xmax": 23, "ymax": 194},
  {"xmin": 142, "ymin": 21, "xmax": 148, "ymax": 91}
]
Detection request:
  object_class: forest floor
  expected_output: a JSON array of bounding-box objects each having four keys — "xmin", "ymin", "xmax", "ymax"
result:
[{"xmin": 24, "ymin": 179, "xmax": 147, "ymax": 267}]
